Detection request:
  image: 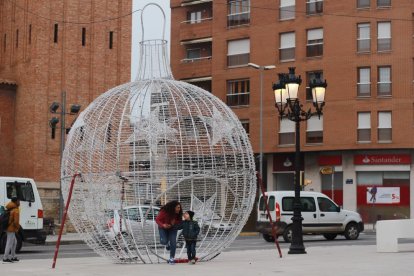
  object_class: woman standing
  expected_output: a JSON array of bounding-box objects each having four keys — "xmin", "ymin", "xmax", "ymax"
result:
[{"xmin": 155, "ymin": 200, "xmax": 183, "ymax": 264}]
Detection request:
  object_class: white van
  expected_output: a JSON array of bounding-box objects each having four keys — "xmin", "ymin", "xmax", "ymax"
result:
[
  {"xmin": 0, "ymin": 177, "xmax": 47, "ymax": 253},
  {"xmin": 256, "ymin": 191, "xmax": 364, "ymax": 242}
]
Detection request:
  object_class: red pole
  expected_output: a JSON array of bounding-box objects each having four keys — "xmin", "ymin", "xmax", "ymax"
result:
[
  {"xmin": 52, "ymin": 173, "xmax": 81, "ymax": 269},
  {"xmin": 256, "ymin": 172, "xmax": 282, "ymax": 258}
]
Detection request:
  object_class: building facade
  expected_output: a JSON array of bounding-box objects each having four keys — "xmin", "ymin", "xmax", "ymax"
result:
[
  {"xmin": 0, "ymin": 0, "xmax": 132, "ymax": 220},
  {"xmin": 170, "ymin": 0, "xmax": 414, "ymax": 227}
]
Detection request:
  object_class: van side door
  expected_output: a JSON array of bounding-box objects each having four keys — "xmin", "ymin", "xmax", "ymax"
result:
[
  {"xmin": 317, "ymin": 196, "xmax": 346, "ymax": 232},
  {"xmin": 6, "ymin": 181, "xmax": 38, "ymax": 230},
  {"xmin": 281, "ymin": 196, "xmax": 319, "ymax": 232}
]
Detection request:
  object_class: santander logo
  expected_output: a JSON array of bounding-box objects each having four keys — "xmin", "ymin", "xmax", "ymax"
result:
[{"xmin": 355, "ymin": 154, "xmax": 411, "ymax": 165}]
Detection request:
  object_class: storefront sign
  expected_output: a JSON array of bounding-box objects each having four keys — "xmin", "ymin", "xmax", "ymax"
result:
[
  {"xmin": 345, "ymin": 179, "xmax": 353, "ymax": 184},
  {"xmin": 320, "ymin": 167, "xmax": 334, "ymax": 175},
  {"xmin": 366, "ymin": 187, "xmax": 400, "ymax": 204},
  {"xmin": 318, "ymin": 155, "xmax": 342, "ymax": 166},
  {"xmin": 354, "ymin": 154, "xmax": 411, "ymax": 165}
]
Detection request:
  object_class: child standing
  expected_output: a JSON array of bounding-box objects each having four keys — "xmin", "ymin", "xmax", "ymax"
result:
[{"xmin": 182, "ymin": 210, "xmax": 200, "ymax": 264}]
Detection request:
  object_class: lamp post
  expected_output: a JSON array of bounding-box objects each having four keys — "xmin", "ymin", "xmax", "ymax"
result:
[
  {"xmin": 248, "ymin": 63, "xmax": 276, "ymax": 177},
  {"xmin": 272, "ymin": 67, "xmax": 327, "ymax": 254},
  {"xmin": 49, "ymin": 91, "xmax": 81, "ymax": 221}
]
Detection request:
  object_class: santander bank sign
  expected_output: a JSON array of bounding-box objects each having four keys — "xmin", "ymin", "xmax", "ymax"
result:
[{"xmin": 354, "ymin": 154, "xmax": 411, "ymax": 165}]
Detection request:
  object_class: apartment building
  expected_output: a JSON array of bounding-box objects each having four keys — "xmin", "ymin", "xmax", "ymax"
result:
[
  {"xmin": 170, "ymin": 0, "xmax": 414, "ymax": 225},
  {"xmin": 0, "ymin": 0, "xmax": 132, "ymax": 219}
]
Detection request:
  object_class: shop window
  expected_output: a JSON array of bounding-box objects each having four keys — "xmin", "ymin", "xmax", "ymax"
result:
[
  {"xmin": 321, "ymin": 172, "xmax": 343, "ymax": 206},
  {"xmin": 357, "ymin": 112, "xmax": 371, "ymax": 142},
  {"xmin": 280, "ymin": 0, "xmax": 295, "ymax": 20},
  {"xmin": 274, "ymin": 172, "xmax": 294, "ymax": 190},
  {"xmin": 306, "ymin": 28, "xmax": 323, "ymax": 57},
  {"xmin": 356, "ymin": 171, "xmax": 410, "ymax": 224},
  {"xmin": 227, "ymin": 38, "xmax": 250, "ymax": 67},
  {"xmin": 279, "ymin": 32, "xmax": 295, "ymax": 61},
  {"xmin": 226, "ymin": 79, "xmax": 250, "ymax": 106},
  {"xmin": 357, "ymin": 67, "xmax": 371, "ymax": 97},
  {"xmin": 357, "ymin": 23, "xmax": 370, "ymax": 52}
]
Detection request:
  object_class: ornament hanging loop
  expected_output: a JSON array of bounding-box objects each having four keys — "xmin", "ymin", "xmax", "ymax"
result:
[{"xmin": 140, "ymin": 3, "xmax": 166, "ymax": 42}]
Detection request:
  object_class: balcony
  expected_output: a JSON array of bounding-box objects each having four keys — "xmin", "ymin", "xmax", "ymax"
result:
[
  {"xmin": 180, "ymin": 17, "xmax": 212, "ymax": 41},
  {"xmin": 181, "ymin": 0, "xmax": 213, "ymax": 6},
  {"xmin": 176, "ymin": 57, "xmax": 212, "ymax": 79}
]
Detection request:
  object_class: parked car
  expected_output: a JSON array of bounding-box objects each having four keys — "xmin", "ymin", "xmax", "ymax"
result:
[
  {"xmin": 256, "ymin": 191, "xmax": 364, "ymax": 242},
  {"xmin": 0, "ymin": 177, "xmax": 47, "ymax": 253},
  {"xmin": 104, "ymin": 205, "xmax": 185, "ymax": 247}
]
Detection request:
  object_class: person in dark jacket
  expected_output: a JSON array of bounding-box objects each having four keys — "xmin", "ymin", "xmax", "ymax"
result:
[
  {"xmin": 182, "ymin": 210, "xmax": 200, "ymax": 264},
  {"xmin": 2, "ymin": 197, "xmax": 20, "ymax": 263},
  {"xmin": 155, "ymin": 200, "xmax": 183, "ymax": 264}
]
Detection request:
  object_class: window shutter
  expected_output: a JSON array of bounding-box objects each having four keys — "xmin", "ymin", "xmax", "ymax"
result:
[
  {"xmin": 358, "ymin": 112, "xmax": 371, "ymax": 128},
  {"xmin": 378, "ymin": 22, "xmax": 391, "ymax": 38},
  {"xmin": 228, "ymin": 39, "xmax": 250, "ymax": 55},
  {"xmin": 378, "ymin": 112, "xmax": 391, "ymax": 128},
  {"xmin": 307, "ymin": 116, "xmax": 323, "ymax": 131},
  {"xmin": 279, "ymin": 118, "xmax": 295, "ymax": 133},
  {"xmin": 280, "ymin": 32, "xmax": 295, "ymax": 48}
]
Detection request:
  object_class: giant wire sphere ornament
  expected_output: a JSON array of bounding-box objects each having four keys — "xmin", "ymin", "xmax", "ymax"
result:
[{"xmin": 61, "ymin": 3, "xmax": 256, "ymax": 264}]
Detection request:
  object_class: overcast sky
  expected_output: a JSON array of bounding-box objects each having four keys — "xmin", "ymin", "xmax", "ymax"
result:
[{"xmin": 131, "ymin": 0, "xmax": 171, "ymax": 80}]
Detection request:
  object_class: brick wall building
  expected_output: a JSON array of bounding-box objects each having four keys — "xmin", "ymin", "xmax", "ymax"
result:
[
  {"xmin": 171, "ymin": 0, "xmax": 414, "ymax": 228},
  {"xmin": 0, "ymin": 0, "xmax": 132, "ymax": 221}
]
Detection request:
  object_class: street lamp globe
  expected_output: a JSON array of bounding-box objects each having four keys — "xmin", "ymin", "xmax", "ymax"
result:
[
  {"xmin": 285, "ymin": 67, "xmax": 302, "ymax": 100},
  {"xmin": 310, "ymin": 73, "xmax": 328, "ymax": 114},
  {"xmin": 272, "ymin": 74, "xmax": 288, "ymax": 112}
]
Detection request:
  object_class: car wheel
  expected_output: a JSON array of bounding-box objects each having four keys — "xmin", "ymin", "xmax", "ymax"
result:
[
  {"xmin": 262, "ymin": 234, "xmax": 275, "ymax": 242},
  {"xmin": 283, "ymin": 226, "xmax": 293, "ymax": 243},
  {"xmin": 344, "ymin": 223, "xmax": 359, "ymax": 240},
  {"xmin": 323, "ymin": 233, "xmax": 337, "ymax": 240},
  {"xmin": 0, "ymin": 233, "xmax": 6, "ymax": 254}
]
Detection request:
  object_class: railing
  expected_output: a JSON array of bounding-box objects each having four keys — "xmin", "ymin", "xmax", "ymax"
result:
[
  {"xmin": 181, "ymin": 17, "xmax": 213, "ymax": 24},
  {"xmin": 279, "ymin": 132, "xmax": 295, "ymax": 145},
  {"xmin": 280, "ymin": 5, "xmax": 295, "ymax": 20},
  {"xmin": 306, "ymin": 0, "xmax": 323, "ymax": 15},
  {"xmin": 357, "ymin": 129, "xmax": 371, "ymax": 142},
  {"xmin": 279, "ymin": 47, "xmax": 295, "ymax": 61},
  {"xmin": 357, "ymin": 0, "xmax": 370, "ymax": 8},
  {"xmin": 306, "ymin": 131, "xmax": 323, "ymax": 144},
  {"xmin": 226, "ymin": 93, "xmax": 250, "ymax": 107},
  {"xmin": 306, "ymin": 43, "xmax": 323, "ymax": 57},
  {"xmin": 377, "ymin": 38, "xmax": 391, "ymax": 51},
  {"xmin": 377, "ymin": 0, "xmax": 391, "ymax": 7},
  {"xmin": 227, "ymin": 12, "xmax": 250, "ymax": 27},
  {"xmin": 181, "ymin": 56, "xmax": 212, "ymax": 63},
  {"xmin": 357, "ymin": 83, "xmax": 371, "ymax": 97},
  {"xmin": 377, "ymin": 82, "xmax": 391, "ymax": 96},
  {"xmin": 378, "ymin": 128, "xmax": 392, "ymax": 142},
  {"xmin": 357, "ymin": 38, "xmax": 371, "ymax": 52}
]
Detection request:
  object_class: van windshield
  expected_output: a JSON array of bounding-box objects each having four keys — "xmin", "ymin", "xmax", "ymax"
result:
[{"xmin": 6, "ymin": 181, "xmax": 35, "ymax": 202}]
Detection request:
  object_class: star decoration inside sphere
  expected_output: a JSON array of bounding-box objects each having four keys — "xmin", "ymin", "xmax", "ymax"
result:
[
  {"xmin": 200, "ymin": 107, "xmax": 237, "ymax": 148},
  {"xmin": 124, "ymin": 106, "xmax": 178, "ymax": 154},
  {"xmin": 191, "ymin": 193, "xmax": 217, "ymax": 221}
]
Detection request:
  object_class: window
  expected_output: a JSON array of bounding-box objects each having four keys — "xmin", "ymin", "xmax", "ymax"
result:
[
  {"xmin": 240, "ymin": 119, "xmax": 250, "ymax": 136},
  {"xmin": 279, "ymin": 118, "xmax": 295, "ymax": 145},
  {"xmin": 377, "ymin": 66, "xmax": 391, "ymax": 96},
  {"xmin": 357, "ymin": 112, "xmax": 371, "ymax": 142},
  {"xmin": 306, "ymin": 116, "xmax": 323, "ymax": 143},
  {"xmin": 377, "ymin": 0, "xmax": 391, "ymax": 8},
  {"xmin": 15, "ymin": 29, "xmax": 18, "ymax": 48},
  {"xmin": 279, "ymin": 32, "xmax": 295, "ymax": 61},
  {"xmin": 54, "ymin": 23, "xmax": 58, "ymax": 43},
  {"xmin": 28, "ymin": 24, "xmax": 32, "ymax": 45},
  {"xmin": 306, "ymin": 28, "xmax": 323, "ymax": 57},
  {"xmin": 306, "ymin": 0, "xmax": 323, "ymax": 15},
  {"xmin": 306, "ymin": 71, "xmax": 323, "ymax": 100},
  {"xmin": 357, "ymin": 67, "xmax": 371, "ymax": 97},
  {"xmin": 109, "ymin": 31, "xmax": 114, "ymax": 49},
  {"xmin": 357, "ymin": 0, "xmax": 370, "ymax": 8},
  {"xmin": 280, "ymin": 0, "xmax": 295, "ymax": 20},
  {"xmin": 317, "ymin": 197, "xmax": 338, "ymax": 212},
  {"xmin": 377, "ymin": 22, "xmax": 391, "ymax": 51},
  {"xmin": 378, "ymin": 111, "xmax": 392, "ymax": 142},
  {"xmin": 6, "ymin": 181, "xmax": 35, "ymax": 202},
  {"xmin": 3, "ymin": 34, "xmax": 6, "ymax": 52},
  {"xmin": 186, "ymin": 48, "xmax": 201, "ymax": 59},
  {"xmin": 227, "ymin": 0, "xmax": 250, "ymax": 27},
  {"xmin": 82, "ymin": 27, "xmax": 86, "ymax": 46},
  {"xmin": 226, "ymin": 79, "xmax": 250, "ymax": 106},
  {"xmin": 227, "ymin": 38, "xmax": 250, "ymax": 67},
  {"xmin": 187, "ymin": 11, "xmax": 202, "ymax": 24},
  {"xmin": 282, "ymin": 197, "xmax": 316, "ymax": 212},
  {"xmin": 357, "ymin": 23, "xmax": 370, "ymax": 52}
]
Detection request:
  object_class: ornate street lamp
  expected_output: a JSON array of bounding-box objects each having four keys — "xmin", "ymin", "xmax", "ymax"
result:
[{"xmin": 272, "ymin": 67, "xmax": 327, "ymax": 254}]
